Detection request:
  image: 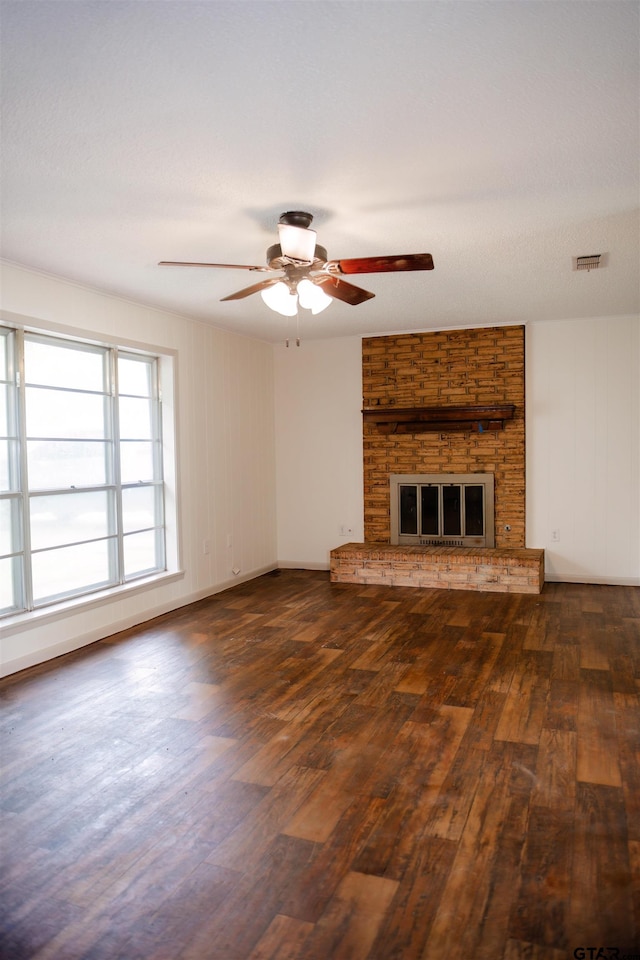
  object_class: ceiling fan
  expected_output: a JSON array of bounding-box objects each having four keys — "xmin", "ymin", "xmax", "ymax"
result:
[{"xmin": 159, "ymin": 211, "xmax": 434, "ymax": 316}]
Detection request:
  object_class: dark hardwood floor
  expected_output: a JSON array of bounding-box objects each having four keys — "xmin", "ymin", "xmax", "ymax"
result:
[{"xmin": 1, "ymin": 571, "xmax": 639, "ymax": 960}]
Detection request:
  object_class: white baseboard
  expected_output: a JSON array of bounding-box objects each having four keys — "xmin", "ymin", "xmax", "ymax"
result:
[{"xmin": 544, "ymin": 574, "xmax": 640, "ymax": 586}]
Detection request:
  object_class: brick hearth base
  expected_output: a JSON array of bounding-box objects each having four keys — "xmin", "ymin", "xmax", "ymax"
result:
[{"xmin": 330, "ymin": 543, "xmax": 545, "ymax": 594}]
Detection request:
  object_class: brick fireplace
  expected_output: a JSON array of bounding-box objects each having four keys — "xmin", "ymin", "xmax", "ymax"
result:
[
  {"xmin": 330, "ymin": 325, "xmax": 544, "ymax": 594},
  {"xmin": 362, "ymin": 325, "xmax": 525, "ymax": 546}
]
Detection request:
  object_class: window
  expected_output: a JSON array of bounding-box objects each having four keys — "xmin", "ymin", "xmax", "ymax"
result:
[{"xmin": 0, "ymin": 327, "xmax": 167, "ymax": 617}]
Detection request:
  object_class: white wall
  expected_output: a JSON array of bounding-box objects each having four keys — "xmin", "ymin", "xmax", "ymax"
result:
[
  {"xmin": 527, "ymin": 316, "xmax": 640, "ymax": 584},
  {"xmin": 274, "ymin": 337, "xmax": 363, "ymax": 568},
  {"xmin": 0, "ymin": 263, "xmax": 277, "ymax": 675}
]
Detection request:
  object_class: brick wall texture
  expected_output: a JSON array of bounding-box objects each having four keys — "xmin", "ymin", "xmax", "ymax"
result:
[
  {"xmin": 362, "ymin": 325, "xmax": 525, "ymax": 547},
  {"xmin": 330, "ymin": 544, "xmax": 544, "ymax": 594}
]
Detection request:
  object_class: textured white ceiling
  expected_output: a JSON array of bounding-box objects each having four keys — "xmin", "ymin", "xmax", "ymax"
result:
[{"xmin": 1, "ymin": 0, "xmax": 638, "ymax": 342}]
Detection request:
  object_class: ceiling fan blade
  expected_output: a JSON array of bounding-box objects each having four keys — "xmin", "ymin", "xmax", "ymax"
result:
[
  {"xmin": 158, "ymin": 260, "xmax": 270, "ymax": 272},
  {"xmin": 314, "ymin": 275, "xmax": 375, "ymax": 306},
  {"xmin": 220, "ymin": 277, "xmax": 283, "ymax": 301},
  {"xmin": 326, "ymin": 253, "xmax": 434, "ymax": 275}
]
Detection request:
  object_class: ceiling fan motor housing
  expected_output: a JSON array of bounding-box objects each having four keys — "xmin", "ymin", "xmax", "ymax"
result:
[{"xmin": 278, "ymin": 211, "xmax": 314, "ymax": 229}]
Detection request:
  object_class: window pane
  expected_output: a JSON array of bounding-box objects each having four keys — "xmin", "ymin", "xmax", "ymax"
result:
[
  {"xmin": 120, "ymin": 441, "xmax": 154, "ymax": 483},
  {"xmin": 399, "ymin": 485, "xmax": 418, "ymax": 535},
  {"xmin": 124, "ymin": 529, "xmax": 160, "ymax": 579},
  {"xmin": 465, "ymin": 485, "xmax": 484, "ymax": 536},
  {"xmin": 122, "ymin": 485, "xmax": 158, "ymax": 533},
  {"xmin": 420, "ymin": 486, "xmax": 439, "ymax": 536},
  {"xmin": 119, "ymin": 397, "xmax": 153, "ymax": 440},
  {"xmin": 0, "ymin": 334, "xmax": 7, "ymax": 376},
  {"xmin": 25, "ymin": 339, "xmax": 105, "ymax": 391},
  {"xmin": 0, "ymin": 440, "xmax": 16, "ymax": 492},
  {"xmin": 118, "ymin": 357, "xmax": 151, "ymax": 397},
  {"xmin": 31, "ymin": 539, "xmax": 114, "ymax": 604},
  {"xmin": 27, "ymin": 440, "xmax": 109, "ymax": 490},
  {"xmin": 30, "ymin": 491, "xmax": 112, "ymax": 550},
  {"xmin": 0, "ymin": 384, "xmax": 11, "ymax": 436},
  {"xmin": 0, "ymin": 498, "xmax": 21, "ymax": 555},
  {"xmin": 0, "ymin": 556, "xmax": 22, "ymax": 613},
  {"xmin": 442, "ymin": 486, "xmax": 462, "ymax": 536},
  {"xmin": 26, "ymin": 388, "xmax": 107, "ymax": 439}
]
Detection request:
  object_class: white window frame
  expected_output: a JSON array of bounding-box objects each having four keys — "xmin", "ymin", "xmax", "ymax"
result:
[{"xmin": 0, "ymin": 323, "xmax": 178, "ymax": 619}]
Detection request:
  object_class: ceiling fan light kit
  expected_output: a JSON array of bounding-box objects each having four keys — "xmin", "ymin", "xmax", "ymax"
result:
[
  {"xmin": 159, "ymin": 211, "xmax": 434, "ymax": 325},
  {"xmin": 297, "ymin": 278, "xmax": 333, "ymax": 314},
  {"xmin": 260, "ymin": 281, "xmax": 298, "ymax": 316}
]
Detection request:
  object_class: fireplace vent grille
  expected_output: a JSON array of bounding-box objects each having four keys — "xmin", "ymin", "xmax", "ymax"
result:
[{"xmin": 420, "ymin": 538, "xmax": 464, "ymax": 547}]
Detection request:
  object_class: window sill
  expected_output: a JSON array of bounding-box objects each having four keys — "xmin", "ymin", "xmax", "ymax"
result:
[{"xmin": 0, "ymin": 569, "xmax": 185, "ymax": 637}]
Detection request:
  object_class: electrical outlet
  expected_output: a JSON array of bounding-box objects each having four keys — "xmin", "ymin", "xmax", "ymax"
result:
[
  {"xmin": 552, "ymin": 529, "xmax": 560, "ymax": 542},
  {"xmin": 203, "ymin": 539, "xmax": 210, "ymax": 555}
]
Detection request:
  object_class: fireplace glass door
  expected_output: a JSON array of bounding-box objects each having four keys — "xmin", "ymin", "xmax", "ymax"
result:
[{"xmin": 391, "ymin": 473, "xmax": 494, "ymax": 547}]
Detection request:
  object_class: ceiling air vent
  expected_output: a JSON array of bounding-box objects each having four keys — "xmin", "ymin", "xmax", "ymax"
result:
[{"xmin": 574, "ymin": 254, "xmax": 603, "ymax": 271}]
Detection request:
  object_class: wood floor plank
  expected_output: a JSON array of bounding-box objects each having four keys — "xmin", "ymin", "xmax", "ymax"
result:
[
  {"xmin": 494, "ymin": 651, "xmax": 552, "ymax": 745},
  {"xmin": 248, "ymin": 914, "xmax": 315, "ymax": 960},
  {"xmin": 544, "ymin": 678, "xmax": 579, "ymax": 732},
  {"xmin": 279, "ymin": 794, "xmax": 387, "ymax": 924},
  {"xmin": 395, "ymin": 662, "xmax": 429, "ymax": 694},
  {"xmin": 183, "ymin": 835, "xmax": 318, "ymax": 960},
  {"xmin": 448, "ymin": 686, "xmax": 505, "ymax": 750},
  {"xmin": 229, "ymin": 685, "xmax": 354, "ymax": 787},
  {"xmin": 206, "ymin": 764, "xmax": 326, "ymax": 873},
  {"xmin": 365, "ymin": 836, "xmax": 456, "ymax": 960},
  {"xmin": 614, "ymin": 691, "xmax": 640, "ymax": 843},
  {"xmin": 420, "ymin": 745, "xmax": 519, "ymax": 959},
  {"xmin": 301, "ymin": 871, "xmax": 399, "ymax": 960},
  {"xmin": 629, "ymin": 838, "xmax": 640, "ymax": 941},
  {"xmin": 576, "ymin": 668, "xmax": 622, "ymax": 786},
  {"xmin": 423, "ymin": 745, "xmax": 487, "ymax": 842},
  {"xmin": 550, "ymin": 643, "xmax": 580, "ymax": 682},
  {"xmin": 351, "ymin": 706, "xmax": 472, "ymax": 878},
  {"xmin": 282, "ymin": 696, "xmax": 418, "ymax": 845},
  {"xmin": 508, "ymin": 807, "xmax": 573, "ymax": 950},
  {"xmin": 472, "ymin": 792, "xmax": 532, "ymax": 960},
  {"xmin": 579, "ymin": 624, "xmax": 611, "ymax": 671},
  {"xmin": 503, "ymin": 940, "xmax": 568, "ymax": 960},
  {"xmin": 0, "ymin": 572, "xmax": 637, "ymax": 959},
  {"xmin": 531, "ymin": 729, "xmax": 576, "ymax": 810},
  {"xmin": 568, "ymin": 782, "xmax": 636, "ymax": 950}
]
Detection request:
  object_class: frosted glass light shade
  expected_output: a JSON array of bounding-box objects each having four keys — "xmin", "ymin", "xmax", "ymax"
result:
[
  {"xmin": 260, "ymin": 282, "xmax": 298, "ymax": 316},
  {"xmin": 277, "ymin": 223, "xmax": 317, "ymax": 263},
  {"xmin": 297, "ymin": 279, "xmax": 333, "ymax": 314}
]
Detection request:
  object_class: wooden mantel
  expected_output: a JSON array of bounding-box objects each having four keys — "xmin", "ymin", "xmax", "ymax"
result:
[{"xmin": 362, "ymin": 404, "xmax": 516, "ymax": 434}]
